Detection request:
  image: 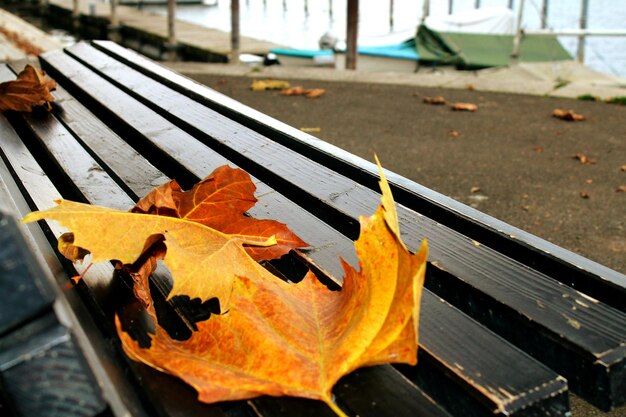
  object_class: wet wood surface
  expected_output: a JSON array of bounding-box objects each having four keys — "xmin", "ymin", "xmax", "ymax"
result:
[
  {"xmin": 41, "ymin": 43, "xmax": 626, "ymax": 410},
  {"xmin": 1, "ymin": 42, "xmax": 625, "ymax": 416}
]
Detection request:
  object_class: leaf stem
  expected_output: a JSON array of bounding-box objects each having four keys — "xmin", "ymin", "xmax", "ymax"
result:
[{"xmin": 323, "ymin": 397, "xmax": 349, "ymax": 417}]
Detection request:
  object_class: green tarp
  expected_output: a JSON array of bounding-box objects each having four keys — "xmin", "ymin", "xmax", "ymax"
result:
[{"xmin": 416, "ymin": 25, "xmax": 571, "ymax": 69}]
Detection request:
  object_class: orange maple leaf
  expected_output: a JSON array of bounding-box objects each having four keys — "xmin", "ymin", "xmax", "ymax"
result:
[
  {"xmin": 0, "ymin": 64, "xmax": 56, "ymax": 112},
  {"xmin": 116, "ymin": 158, "xmax": 428, "ymax": 416},
  {"xmin": 132, "ymin": 165, "xmax": 308, "ymax": 261}
]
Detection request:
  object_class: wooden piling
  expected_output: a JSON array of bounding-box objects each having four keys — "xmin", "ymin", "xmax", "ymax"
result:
[
  {"xmin": 540, "ymin": 0, "xmax": 548, "ymax": 28},
  {"xmin": 345, "ymin": 0, "xmax": 358, "ymax": 70},
  {"xmin": 231, "ymin": 0, "xmax": 240, "ymax": 64},
  {"xmin": 109, "ymin": 0, "xmax": 120, "ymax": 43},
  {"xmin": 166, "ymin": 0, "xmax": 177, "ymax": 61},
  {"xmin": 511, "ymin": 0, "xmax": 525, "ymax": 61},
  {"xmin": 577, "ymin": 0, "xmax": 589, "ymax": 63},
  {"xmin": 72, "ymin": 0, "xmax": 79, "ymax": 32},
  {"xmin": 421, "ymin": 0, "xmax": 430, "ymax": 24}
]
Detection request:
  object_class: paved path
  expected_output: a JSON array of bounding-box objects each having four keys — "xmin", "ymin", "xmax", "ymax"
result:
[{"xmin": 168, "ymin": 59, "xmax": 626, "ymax": 100}]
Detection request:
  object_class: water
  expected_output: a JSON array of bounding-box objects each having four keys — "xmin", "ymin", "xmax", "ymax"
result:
[{"xmin": 142, "ymin": 0, "xmax": 626, "ymax": 77}]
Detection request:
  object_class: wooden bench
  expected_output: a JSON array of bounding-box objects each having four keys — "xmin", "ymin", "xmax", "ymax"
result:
[{"xmin": 0, "ymin": 40, "xmax": 625, "ymax": 417}]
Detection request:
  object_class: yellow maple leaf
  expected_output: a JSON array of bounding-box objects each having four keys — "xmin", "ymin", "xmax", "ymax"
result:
[{"xmin": 22, "ymin": 201, "xmax": 278, "ymax": 309}]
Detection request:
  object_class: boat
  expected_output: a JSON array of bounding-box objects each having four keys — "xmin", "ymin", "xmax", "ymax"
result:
[
  {"xmin": 334, "ymin": 38, "xmax": 419, "ymax": 72},
  {"xmin": 269, "ymin": 48, "xmax": 335, "ymax": 68},
  {"xmin": 269, "ymin": 7, "xmax": 570, "ymax": 73},
  {"xmin": 417, "ymin": 7, "xmax": 571, "ymax": 69}
]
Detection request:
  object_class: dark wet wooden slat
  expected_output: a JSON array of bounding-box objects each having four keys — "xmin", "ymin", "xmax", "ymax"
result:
[
  {"xmin": 35, "ymin": 55, "xmax": 570, "ymax": 417},
  {"xmin": 90, "ymin": 40, "xmax": 626, "ymax": 315},
  {"xmin": 51, "ymin": 85, "xmax": 170, "ymax": 199},
  {"xmin": 0, "ymin": 76, "xmax": 233, "ymax": 417},
  {"xmin": 53, "ymin": 42, "xmax": 626, "ymax": 410}
]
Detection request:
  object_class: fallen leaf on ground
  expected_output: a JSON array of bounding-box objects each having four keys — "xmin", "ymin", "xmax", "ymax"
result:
[
  {"xmin": 580, "ymin": 191, "xmax": 590, "ymax": 199},
  {"xmin": 280, "ymin": 86, "xmax": 326, "ymax": 98},
  {"xmin": 304, "ymin": 88, "xmax": 326, "ymax": 98},
  {"xmin": 0, "ymin": 27, "xmax": 43, "ymax": 56},
  {"xmin": 22, "ymin": 200, "xmax": 280, "ymax": 310},
  {"xmin": 451, "ymin": 102, "xmax": 478, "ymax": 112},
  {"xmin": 585, "ymin": 179, "xmax": 593, "ymax": 184},
  {"xmin": 281, "ymin": 86, "xmax": 306, "ymax": 96},
  {"xmin": 552, "ymin": 109, "xmax": 585, "ymax": 121},
  {"xmin": 0, "ymin": 64, "xmax": 56, "ymax": 112},
  {"xmin": 533, "ymin": 146, "xmax": 544, "ymax": 153},
  {"xmin": 470, "ymin": 186, "xmax": 481, "ymax": 193},
  {"xmin": 573, "ymin": 153, "xmax": 596, "ymax": 165},
  {"xmin": 449, "ymin": 130, "xmax": 461, "ymax": 138},
  {"xmin": 621, "ymin": 165, "xmax": 626, "ymax": 172},
  {"xmin": 251, "ymin": 79, "xmax": 290, "ymax": 91},
  {"xmin": 116, "ymin": 158, "xmax": 428, "ymax": 417},
  {"xmin": 423, "ymin": 96, "xmax": 446, "ymax": 105},
  {"xmin": 300, "ymin": 127, "xmax": 321, "ymax": 133},
  {"xmin": 466, "ymin": 84, "xmax": 475, "ymax": 91},
  {"xmin": 616, "ymin": 186, "xmax": 626, "ymax": 193}
]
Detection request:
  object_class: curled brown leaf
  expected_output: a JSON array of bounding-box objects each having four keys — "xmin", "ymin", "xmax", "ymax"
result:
[
  {"xmin": 280, "ymin": 86, "xmax": 306, "ymax": 96},
  {"xmin": 304, "ymin": 88, "xmax": 326, "ymax": 99},
  {"xmin": 451, "ymin": 102, "xmax": 478, "ymax": 112},
  {"xmin": 0, "ymin": 64, "xmax": 56, "ymax": 112},
  {"xmin": 573, "ymin": 153, "xmax": 596, "ymax": 165},
  {"xmin": 552, "ymin": 109, "xmax": 585, "ymax": 121},
  {"xmin": 423, "ymin": 96, "xmax": 446, "ymax": 105}
]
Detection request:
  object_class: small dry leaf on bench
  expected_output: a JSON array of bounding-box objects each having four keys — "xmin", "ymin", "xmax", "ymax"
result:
[
  {"xmin": 573, "ymin": 153, "xmax": 596, "ymax": 165},
  {"xmin": 552, "ymin": 109, "xmax": 585, "ymax": 121},
  {"xmin": 423, "ymin": 96, "xmax": 446, "ymax": 105},
  {"xmin": 451, "ymin": 102, "xmax": 478, "ymax": 112},
  {"xmin": 251, "ymin": 79, "xmax": 290, "ymax": 91},
  {"xmin": 0, "ymin": 64, "xmax": 56, "ymax": 112},
  {"xmin": 616, "ymin": 186, "xmax": 626, "ymax": 193}
]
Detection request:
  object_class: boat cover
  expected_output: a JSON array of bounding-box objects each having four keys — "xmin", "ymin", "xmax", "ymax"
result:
[{"xmin": 416, "ymin": 26, "xmax": 571, "ymax": 69}]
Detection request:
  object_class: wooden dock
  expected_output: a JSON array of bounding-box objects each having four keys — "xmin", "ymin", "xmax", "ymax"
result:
[
  {"xmin": 0, "ymin": 8, "xmax": 63, "ymax": 62},
  {"xmin": 47, "ymin": 0, "xmax": 284, "ymax": 61}
]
